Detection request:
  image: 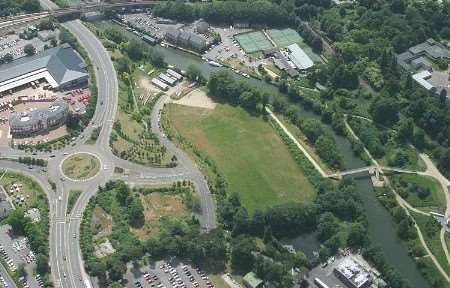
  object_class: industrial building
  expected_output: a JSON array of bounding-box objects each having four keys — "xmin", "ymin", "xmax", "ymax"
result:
[
  {"xmin": 333, "ymin": 258, "xmax": 372, "ymax": 288},
  {"xmin": 287, "ymin": 43, "xmax": 314, "ymax": 70},
  {"xmin": 0, "ymin": 44, "xmax": 88, "ymax": 95},
  {"xmin": 165, "ymin": 29, "xmax": 208, "ymax": 52},
  {"xmin": 9, "ymin": 99, "xmax": 69, "ymax": 137}
]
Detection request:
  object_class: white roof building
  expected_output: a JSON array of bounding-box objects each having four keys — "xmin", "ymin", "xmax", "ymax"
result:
[
  {"xmin": 287, "ymin": 43, "xmax": 314, "ymax": 70},
  {"xmin": 412, "ymin": 70, "xmax": 434, "ymax": 90}
]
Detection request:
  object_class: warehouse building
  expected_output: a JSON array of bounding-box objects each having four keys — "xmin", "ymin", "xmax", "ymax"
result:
[
  {"xmin": 0, "ymin": 44, "xmax": 88, "ymax": 95},
  {"xmin": 287, "ymin": 43, "xmax": 314, "ymax": 70},
  {"xmin": 9, "ymin": 99, "xmax": 69, "ymax": 137}
]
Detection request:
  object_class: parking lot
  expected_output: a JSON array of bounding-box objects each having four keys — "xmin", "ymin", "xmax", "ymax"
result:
[
  {"xmin": 123, "ymin": 259, "xmax": 216, "ymax": 288},
  {"xmin": 0, "ymin": 225, "xmax": 44, "ymax": 288},
  {"xmin": 0, "ymin": 33, "xmax": 49, "ymax": 60},
  {"xmin": 203, "ymin": 27, "xmax": 266, "ymax": 71},
  {"xmin": 119, "ymin": 13, "xmax": 183, "ymax": 40}
]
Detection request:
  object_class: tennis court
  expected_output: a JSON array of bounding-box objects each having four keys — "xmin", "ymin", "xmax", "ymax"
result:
[
  {"xmin": 234, "ymin": 31, "xmax": 273, "ymax": 54},
  {"xmin": 266, "ymin": 28, "xmax": 303, "ymax": 47}
]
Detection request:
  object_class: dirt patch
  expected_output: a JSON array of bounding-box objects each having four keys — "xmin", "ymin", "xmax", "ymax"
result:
[
  {"xmin": 91, "ymin": 206, "xmax": 112, "ymax": 242},
  {"xmin": 131, "ymin": 193, "xmax": 189, "ymax": 240},
  {"xmin": 172, "ymin": 89, "xmax": 216, "ymax": 110},
  {"xmin": 94, "ymin": 239, "xmax": 116, "ymax": 258},
  {"xmin": 138, "ymin": 76, "xmax": 160, "ymax": 94}
]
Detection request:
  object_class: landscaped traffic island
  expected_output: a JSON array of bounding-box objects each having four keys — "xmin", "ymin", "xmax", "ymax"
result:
[{"xmin": 61, "ymin": 153, "xmax": 101, "ymax": 180}]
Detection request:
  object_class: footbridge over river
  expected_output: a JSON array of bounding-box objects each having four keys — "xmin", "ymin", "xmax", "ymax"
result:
[{"xmin": 327, "ymin": 165, "xmax": 421, "ymax": 179}]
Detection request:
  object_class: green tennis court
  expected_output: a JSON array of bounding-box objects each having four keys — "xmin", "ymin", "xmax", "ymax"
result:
[
  {"xmin": 234, "ymin": 31, "xmax": 273, "ymax": 54},
  {"xmin": 266, "ymin": 28, "xmax": 303, "ymax": 47}
]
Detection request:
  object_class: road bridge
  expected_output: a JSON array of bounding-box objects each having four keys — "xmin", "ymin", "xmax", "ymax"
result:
[{"xmin": 0, "ymin": 1, "xmax": 164, "ymax": 33}]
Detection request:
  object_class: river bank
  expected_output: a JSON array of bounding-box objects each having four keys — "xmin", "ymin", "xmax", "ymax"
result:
[{"xmin": 94, "ymin": 19, "xmax": 431, "ymax": 288}]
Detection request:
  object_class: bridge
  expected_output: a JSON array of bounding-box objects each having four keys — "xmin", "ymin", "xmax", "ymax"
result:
[
  {"xmin": 0, "ymin": 1, "xmax": 164, "ymax": 32},
  {"xmin": 327, "ymin": 165, "xmax": 420, "ymax": 179}
]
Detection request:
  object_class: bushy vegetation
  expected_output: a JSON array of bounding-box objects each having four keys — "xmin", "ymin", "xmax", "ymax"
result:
[
  {"xmin": 80, "ymin": 181, "xmax": 226, "ymax": 286},
  {"xmin": 4, "ymin": 174, "xmax": 52, "ymax": 286},
  {"xmin": 153, "ymin": 1, "xmax": 297, "ymax": 26},
  {"xmin": 0, "ymin": 0, "xmax": 40, "ymax": 16}
]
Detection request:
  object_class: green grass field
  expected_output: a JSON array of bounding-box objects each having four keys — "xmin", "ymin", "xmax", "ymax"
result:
[
  {"xmin": 411, "ymin": 211, "xmax": 450, "ymax": 278},
  {"xmin": 234, "ymin": 31, "xmax": 273, "ymax": 54},
  {"xmin": 166, "ymin": 103, "xmax": 316, "ymax": 213},
  {"xmin": 391, "ymin": 174, "xmax": 446, "ymax": 213},
  {"xmin": 62, "ymin": 153, "xmax": 101, "ymax": 180}
]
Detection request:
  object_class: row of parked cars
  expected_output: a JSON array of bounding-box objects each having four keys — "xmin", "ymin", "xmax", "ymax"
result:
[
  {"xmin": 0, "ymin": 275, "xmax": 10, "ymax": 288},
  {"xmin": 0, "ymin": 245, "xmax": 16, "ymax": 272}
]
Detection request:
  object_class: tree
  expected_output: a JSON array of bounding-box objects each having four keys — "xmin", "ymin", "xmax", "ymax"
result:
[
  {"xmin": 231, "ymin": 235, "xmax": 256, "ymax": 273},
  {"xmin": 36, "ymin": 254, "xmax": 49, "ymax": 274},
  {"xmin": 17, "ymin": 263, "xmax": 27, "ymax": 278},
  {"xmin": 59, "ymin": 29, "xmax": 77, "ymax": 47},
  {"xmin": 347, "ymin": 223, "xmax": 366, "ymax": 247},
  {"xmin": 396, "ymin": 118, "xmax": 414, "ymax": 143},
  {"xmin": 186, "ymin": 65, "xmax": 206, "ymax": 84},
  {"xmin": 125, "ymin": 39, "xmax": 144, "ymax": 61},
  {"xmin": 2, "ymin": 53, "xmax": 13, "ymax": 63},
  {"xmin": 128, "ymin": 197, "xmax": 145, "ymax": 228},
  {"xmin": 317, "ymin": 212, "xmax": 338, "ymax": 241},
  {"xmin": 371, "ymin": 97, "xmax": 399, "ymax": 126},
  {"xmin": 7, "ymin": 209, "xmax": 26, "ymax": 235}
]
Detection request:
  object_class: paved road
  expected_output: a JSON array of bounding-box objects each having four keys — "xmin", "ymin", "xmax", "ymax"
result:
[
  {"xmin": 0, "ymin": 262, "xmax": 16, "ymax": 288},
  {"xmin": 0, "ymin": 1, "xmax": 217, "ymax": 287}
]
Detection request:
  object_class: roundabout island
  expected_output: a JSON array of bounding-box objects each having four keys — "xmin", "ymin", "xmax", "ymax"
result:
[{"xmin": 61, "ymin": 152, "xmax": 101, "ymax": 181}]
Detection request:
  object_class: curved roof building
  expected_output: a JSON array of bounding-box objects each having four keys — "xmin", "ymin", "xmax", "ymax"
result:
[{"xmin": 9, "ymin": 99, "xmax": 69, "ymax": 137}]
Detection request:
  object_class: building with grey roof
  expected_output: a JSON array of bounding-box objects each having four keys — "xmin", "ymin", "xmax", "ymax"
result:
[
  {"xmin": 0, "ymin": 44, "xmax": 88, "ymax": 94},
  {"xmin": 287, "ymin": 43, "xmax": 314, "ymax": 70},
  {"xmin": 165, "ymin": 29, "xmax": 208, "ymax": 52},
  {"xmin": 9, "ymin": 99, "xmax": 69, "ymax": 137},
  {"xmin": 397, "ymin": 38, "xmax": 450, "ymax": 72}
]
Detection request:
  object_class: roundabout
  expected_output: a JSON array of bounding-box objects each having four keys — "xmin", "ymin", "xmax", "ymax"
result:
[{"xmin": 61, "ymin": 152, "xmax": 102, "ymax": 181}]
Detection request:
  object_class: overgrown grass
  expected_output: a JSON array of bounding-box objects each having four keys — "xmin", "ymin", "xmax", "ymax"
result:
[{"xmin": 166, "ymin": 103, "xmax": 316, "ymax": 213}]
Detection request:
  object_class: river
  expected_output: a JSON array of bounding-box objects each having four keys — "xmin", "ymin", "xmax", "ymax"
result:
[{"xmin": 109, "ymin": 22, "xmax": 429, "ymax": 287}]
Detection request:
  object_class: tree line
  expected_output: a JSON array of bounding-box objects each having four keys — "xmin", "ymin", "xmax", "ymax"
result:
[{"xmin": 153, "ymin": 1, "xmax": 296, "ymax": 27}]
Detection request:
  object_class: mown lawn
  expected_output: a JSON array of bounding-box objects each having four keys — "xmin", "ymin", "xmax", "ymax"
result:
[
  {"xmin": 392, "ymin": 174, "xmax": 446, "ymax": 213},
  {"xmin": 166, "ymin": 103, "xmax": 316, "ymax": 213},
  {"xmin": 411, "ymin": 211, "xmax": 450, "ymax": 276}
]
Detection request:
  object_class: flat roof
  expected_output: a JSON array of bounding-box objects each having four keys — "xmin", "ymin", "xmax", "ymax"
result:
[
  {"xmin": 287, "ymin": 43, "xmax": 314, "ymax": 70},
  {"xmin": 412, "ymin": 70, "xmax": 433, "ymax": 90}
]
